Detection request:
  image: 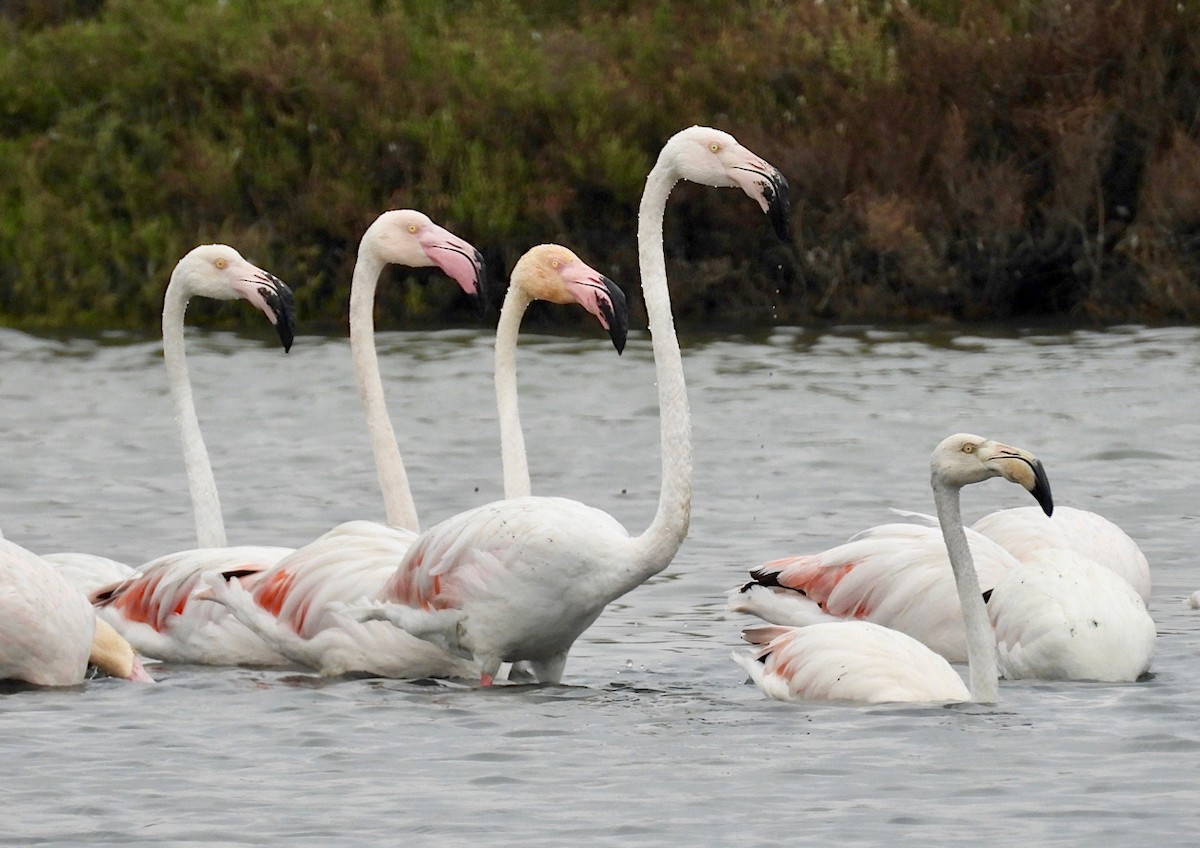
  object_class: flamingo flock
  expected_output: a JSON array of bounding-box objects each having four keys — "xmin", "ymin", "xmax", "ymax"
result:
[{"xmin": 1, "ymin": 125, "xmax": 1162, "ymax": 708}]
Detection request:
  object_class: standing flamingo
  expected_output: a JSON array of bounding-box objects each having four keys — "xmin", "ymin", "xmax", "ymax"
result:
[
  {"xmin": 202, "ymin": 243, "xmax": 628, "ymax": 678},
  {"xmin": 347, "ymin": 125, "xmax": 790, "ymax": 686},
  {"xmin": 91, "ymin": 244, "xmax": 298, "ymax": 665},
  {"xmin": 1, "ymin": 535, "xmax": 152, "ymax": 686},
  {"xmin": 94, "ymin": 216, "xmax": 485, "ymax": 666},
  {"xmin": 733, "ymin": 433, "xmax": 1051, "ymax": 705}
]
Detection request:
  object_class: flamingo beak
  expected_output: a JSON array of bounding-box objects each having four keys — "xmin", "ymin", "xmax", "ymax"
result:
[
  {"xmin": 598, "ymin": 276, "xmax": 629, "ymax": 354},
  {"xmin": 255, "ymin": 273, "xmax": 296, "ymax": 352},
  {"xmin": 421, "ymin": 227, "xmax": 488, "ymax": 314},
  {"xmin": 730, "ymin": 155, "xmax": 791, "ymax": 242},
  {"xmin": 986, "ymin": 443, "xmax": 1054, "ymax": 517}
]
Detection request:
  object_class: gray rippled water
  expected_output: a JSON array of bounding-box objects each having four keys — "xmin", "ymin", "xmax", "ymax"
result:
[{"xmin": 2, "ymin": 324, "xmax": 1199, "ymax": 846}]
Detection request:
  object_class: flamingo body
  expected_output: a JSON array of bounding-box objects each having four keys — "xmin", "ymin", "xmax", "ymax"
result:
[
  {"xmin": 733, "ymin": 623, "xmax": 970, "ymax": 705},
  {"xmin": 971, "ymin": 505, "xmax": 1151, "ymax": 602},
  {"xmin": 364, "ymin": 497, "xmax": 633, "ymax": 683},
  {"xmin": 1, "ymin": 537, "xmax": 151, "ymax": 685},
  {"xmin": 989, "ymin": 549, "xmax": 1155, "ymax": 681},
  {"xmin": 1, "ymin": 538, "xmax": 96, "ymax": 685}
]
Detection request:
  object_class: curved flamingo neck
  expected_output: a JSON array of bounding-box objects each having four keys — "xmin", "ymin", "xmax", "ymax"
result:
[
  {"xmin": 162, "ymin": 276, "xmax": 227, "ymax": 549},
  {"xmin": 495, "ymin": 285, "xmax": 533, "ymax": 499},
  {"xmin": 349, "ymin": 250, "xmax": 420, "ymax": 532},
  {"xmin": 630, "ymin": 161, "xmax": 692, "ymax": 574},
  {"xmin": 932, "ymin": 479, "xmax": 999, "ymax": 703}
]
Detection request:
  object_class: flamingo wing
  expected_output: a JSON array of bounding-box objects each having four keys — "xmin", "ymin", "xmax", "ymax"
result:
[
  {"xmin": 746, "ymin": 523, "xmax": 1019, "ymax": 661},
  {"xmin": 90, "ymin": 545, "xmax": 293, "ymax": 666}
]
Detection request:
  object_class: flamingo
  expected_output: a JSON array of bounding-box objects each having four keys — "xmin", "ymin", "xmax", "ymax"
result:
[
  {"xmin": 969, "ymin": 506, "xmax": 1151, "ymax": 603},
  {"xmin": 91, "ymin": 244, "xmax": 298, "ymax": 666},
  {"xmin": 95, "ymin": 216, "xmax": 486, "ymax": 666},
  {"xmin": 345, "ymin": 125, "xmax": 790, "ymax": 686},
  {"xmin": 1, "ymin": 535, "xmax": 152, "ymax": 686},
  {"xmin": 732, "ymin": 433, "xmax": 1051, "ymax": 705},
  {"xmin": 201, "ymin": 243, "xmax": 629, "ymax": 678}
]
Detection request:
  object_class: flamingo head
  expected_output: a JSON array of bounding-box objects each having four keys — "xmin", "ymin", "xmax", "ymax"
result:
[
  {"xmin": 363, "ymin": 210, "xmax": 487, "ymax": 312},
  {"xmin": 89, "ymin": 618, "xmax": 154, "ymax": 683},
  {"xmin": 510, "ymin": 244, "xmax": 628, "ymax": 353},
  {"xmin": 661, "ymin": 125, "xmax": 791, "ymax": 241},
  {"xmin": 174, "ymin": 244, "xmax": 296, "ymax": 352},
  {"xmin": 931, "ymin": 433, "xmax": 1054, "ymax": 516}
]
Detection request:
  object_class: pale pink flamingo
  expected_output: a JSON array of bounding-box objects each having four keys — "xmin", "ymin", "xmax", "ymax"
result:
[
  {"xmin": 95, "ymin": 216, "xmax": 485, "ymax": 667},
  {"xmin": 202, "ymin": 243, "xmax": 628, "ymax": 678},
  {"xmin": 344, "ymin": 126, "xmax": 790, "ymax": 686},
  {"xmin": 733, "ymin": 433, "xmax": 1050, "ymax": 705},
  {"xmin": 1, "ymin": 535, "xmax": 152, "ymax": 686},
  {"xmin": 91, "ymin": 244, "xmax": 298, "ymax": 666}
]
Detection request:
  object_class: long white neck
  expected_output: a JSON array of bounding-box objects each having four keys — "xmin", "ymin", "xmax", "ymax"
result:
[
  {"xmin": 162, "ymin": 277, "xmax": 227, "ymax": 549},
  {"xmin": 932, "ymin": 480, "xmax": 999, "ymax": 703},
  {"xmin": 494, "ymin": 285, "xmax": 533, "ymax": 499},
  {"xmin": 349, "ymin": 252, "xmax": 420, "ymax": 531},
  {"xmin": 629, "ymin": 162, "xmax": 692, "ymax": 575}
]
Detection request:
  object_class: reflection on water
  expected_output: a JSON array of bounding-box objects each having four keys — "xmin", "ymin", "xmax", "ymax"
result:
[{"xmin": 2, "ymin": 325, "xmax": 1200, "ymax": 845}]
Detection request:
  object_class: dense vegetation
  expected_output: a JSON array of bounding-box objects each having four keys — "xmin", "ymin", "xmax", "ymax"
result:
[{"xmin": 1, "ymin": 0, "xmax": 1198, "ymax": 332}]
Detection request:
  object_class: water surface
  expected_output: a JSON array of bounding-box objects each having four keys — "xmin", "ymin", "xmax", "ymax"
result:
[{"xmin": 2, "ymin": 324, "xmax": 1198, "ymax": 846}]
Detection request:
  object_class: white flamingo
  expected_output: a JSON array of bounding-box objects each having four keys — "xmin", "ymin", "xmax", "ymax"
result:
[
  {"xmin": 732, "ymin": 433, "xmax": 1051, "ymax": 705},
  {"xmin": 346, "ymin": 125, "xmax": 790, "ymax": 686},
  {"xmin": 202, "ymin": 242, "xmax": 629, "ymax": 678},
  {"xmin": 91, "ymin": 244, "xmax": 298, "ymax": 665},
  {"xmin": 95, "ymin": 216, "xmax": 486, "ymax": 667},
  {"xmin": 1, "ymin": 535, "xmax": 152, "ymax": 686}
]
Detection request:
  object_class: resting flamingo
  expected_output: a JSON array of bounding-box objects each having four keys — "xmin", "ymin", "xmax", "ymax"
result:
[
  {"xmin": 732, "ymin": 433, "xmax": 1051, "ymax": 705},
  {"xmin": 1, "ymin": 535, "xmax": 152, "ymax": 686},
  {"xmin": 202, "ymin": 243, "xmax": 629, "ymax": 678},
  {"xmin": 346, "ymin": 125, "xmax": 791, "ymax": 686},
  {"xmin": 90, "ymin": 244, "xmax": 298, "ymax": 665},
  {"xmin": 733, "ymin": 485, "xmax": 1156, "ymax": 681}
]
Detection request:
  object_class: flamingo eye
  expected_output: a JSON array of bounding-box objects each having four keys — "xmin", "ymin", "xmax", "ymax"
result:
[
  {"xmin": 551, "ymin": 259, "xmax": 560, "ymax": 268},
  {"xmin": 214, "ymin": 257, "xmax": 228, "ymax": 270},
  {"xmin": 710, "ymin": 142, "xmax": 721, "ymax": 153},
  {"xmin": 408, "ymin": 224, "xmax": 418, "ymax": 234},
  {"xmin": 962, "ymin": 444, "xmax": 975, "ymax": 454}
]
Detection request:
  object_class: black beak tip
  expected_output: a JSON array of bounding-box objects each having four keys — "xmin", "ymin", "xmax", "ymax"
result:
[
  {"xmin": 601, "ymin": 276, "xmax": 629, "ymax": 356},
  {"xmin": 1029, "ymin": 461, "xmax": 1054, "ymax": 517},
  {"xmin": 471, "ymin": 250, "xmax": 489, "ymax": 315},
  {"xmin": 766, "ymin": 170, "xmax": 792, "ymax": 242},
  {"xmin": 264, "ymin": 277, "xmax": 296, "ymax": 353}
]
